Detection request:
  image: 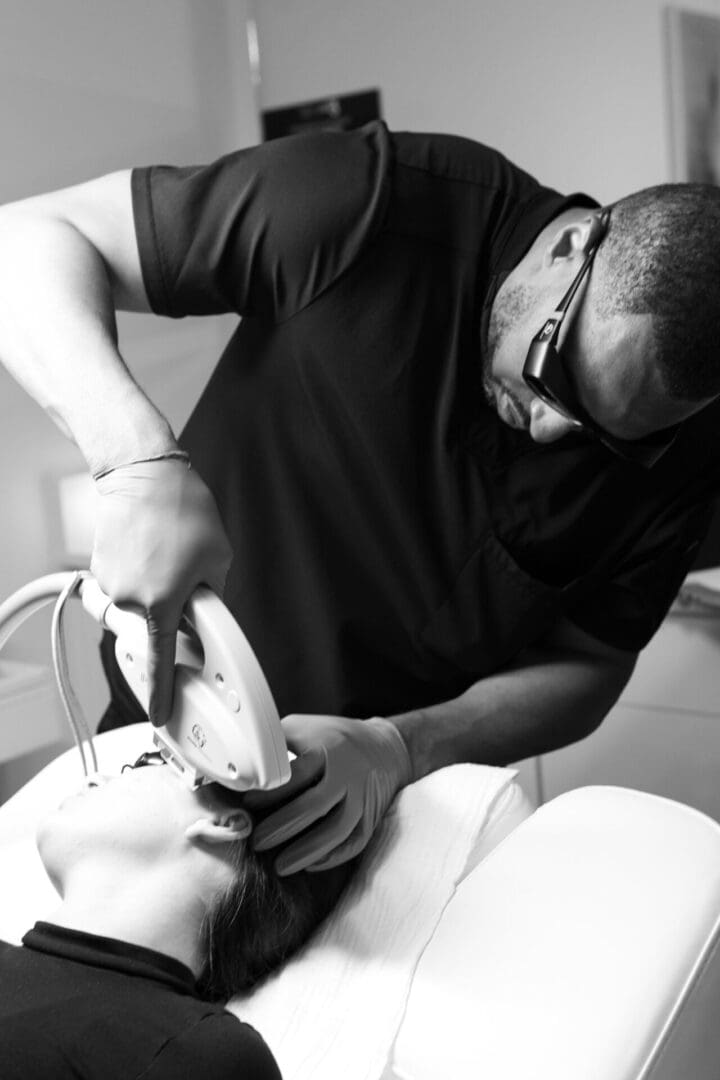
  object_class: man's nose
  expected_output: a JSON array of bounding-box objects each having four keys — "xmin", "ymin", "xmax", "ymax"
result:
[{"xmin": 528, "ymin": 398, "xmax": 582, "ymax": 443}]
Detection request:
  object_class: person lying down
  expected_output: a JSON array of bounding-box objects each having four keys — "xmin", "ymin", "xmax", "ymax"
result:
[{"xmin": 0, "ymin": 749, "xmax": 357, "ymax": 1080}]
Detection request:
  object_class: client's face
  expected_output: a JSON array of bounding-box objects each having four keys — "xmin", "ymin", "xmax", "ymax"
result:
[{"xmin": 36, "ymin": 755, "xmax": 249, "ymax": 891}]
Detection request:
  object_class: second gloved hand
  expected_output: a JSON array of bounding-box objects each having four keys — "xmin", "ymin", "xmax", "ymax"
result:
[
  {"xmin": 245, "ymin": 713, "xmax": 413, "ymax": 875},
  {"xmin": 91, "ymin": 457, "xmax": 233, "ymax": 727}
]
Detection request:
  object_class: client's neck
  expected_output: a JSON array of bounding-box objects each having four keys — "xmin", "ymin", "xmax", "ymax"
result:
[{"xmin": 47, "ymin": 862, "xmax": 207, "ymax": 976}]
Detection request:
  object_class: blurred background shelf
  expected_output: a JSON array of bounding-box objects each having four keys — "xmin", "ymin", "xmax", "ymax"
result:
[
  {"xmin": 0, "ymin": 660, "xmax": 63, "ymax": 766},
  {"xmin": 540, "ymin": 598, "xmax": 720, "ymax": 823}
]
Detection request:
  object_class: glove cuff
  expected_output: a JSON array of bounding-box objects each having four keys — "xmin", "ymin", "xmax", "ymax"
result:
[
  {"xmin": 365, "ymin": 716, "xmax": 413, "ymax": 789},
  {"xmin": 92, "ymin": 450, "xmax": 190, "ymax": 482}
]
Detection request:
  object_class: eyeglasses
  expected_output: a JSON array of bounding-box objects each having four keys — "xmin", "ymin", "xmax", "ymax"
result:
[
  {"xmin": 522, "ymin": 207, "xmax": 679, "ymax": 468},
  {"xmin": 121, "ymin": 750, "xmax": 166, "ymax": 773}
]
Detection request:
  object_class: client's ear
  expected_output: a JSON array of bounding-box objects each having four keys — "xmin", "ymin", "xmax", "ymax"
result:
[{"xmin": 185, "ymin": 810, "xmax": 253, "ymax": 845}]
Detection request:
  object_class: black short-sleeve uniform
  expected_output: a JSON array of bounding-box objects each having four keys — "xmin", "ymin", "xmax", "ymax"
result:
[
  {"xmin": 0, "ymin": 922, "xmax": 280, "ymax": 1079},
  {"xmin": 124, "ymin": 121, "xmax": 720, "ymax": 720}
]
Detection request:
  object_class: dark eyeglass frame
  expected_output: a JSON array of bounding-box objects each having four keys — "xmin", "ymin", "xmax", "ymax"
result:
[
  {"xmin": 522, "ymin": 206, "xmax": 680, "ymax": 468},
  {"xmin": 121, "ymin": 750, "xmax": 167, "ymax": 773}
]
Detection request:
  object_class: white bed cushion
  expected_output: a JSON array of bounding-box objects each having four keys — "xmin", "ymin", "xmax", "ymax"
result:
[{"xmin": 390, "ymin": 786, "xmax": 720, "ymax": 1080}]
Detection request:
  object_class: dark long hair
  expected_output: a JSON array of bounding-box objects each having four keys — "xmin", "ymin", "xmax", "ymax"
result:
[{"xmin": 196, "ymin": 827, "xmax": 356, "ymax": 1002}]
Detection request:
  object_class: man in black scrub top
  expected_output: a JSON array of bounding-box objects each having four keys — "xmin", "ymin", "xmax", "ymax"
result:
[{"xmin": 0, "ymin": 123, "xmax": 719, "ymax": 875}]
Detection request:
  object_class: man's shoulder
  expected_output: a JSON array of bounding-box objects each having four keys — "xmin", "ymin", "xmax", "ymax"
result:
[{"xmin": 389, "ymin": 128, "xmax": 540, "ymax": 195}]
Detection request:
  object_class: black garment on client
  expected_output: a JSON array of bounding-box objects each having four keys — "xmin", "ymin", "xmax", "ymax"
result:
[{"xmin": 0, "ymin": 922, "xmax": 280, "ymax": 1079}]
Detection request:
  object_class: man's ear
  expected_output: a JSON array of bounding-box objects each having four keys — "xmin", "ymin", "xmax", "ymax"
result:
[
  {"xmin": 185, "ymin": 810, "xmax": 253, "ymax": 845},
  {"xmin": 545, "ymin": 213, "xmax": 604, "ymax": 266}
]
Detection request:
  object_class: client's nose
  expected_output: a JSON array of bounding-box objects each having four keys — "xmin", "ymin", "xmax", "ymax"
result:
[{"xmin": 528, "ymin": 399, "xmax": 582, "ymax": 444}]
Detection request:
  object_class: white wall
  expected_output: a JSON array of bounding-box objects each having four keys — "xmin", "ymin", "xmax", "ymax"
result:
[
  {"xmin": 252, "ymin": 0, "xmax": 720, "ymax": 200},
  {"xmin": 0, "ymin": 0, "xmax": 258, "ymax": 798}
]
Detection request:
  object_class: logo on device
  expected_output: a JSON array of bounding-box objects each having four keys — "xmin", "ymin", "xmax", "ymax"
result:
[{"xmin": 190, "ymin": 723, "xmax": 207, "ymax": 749}]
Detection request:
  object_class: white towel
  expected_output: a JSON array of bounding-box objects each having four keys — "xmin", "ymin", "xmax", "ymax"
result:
[{"xmin": 230, "ymin": 764, "xmax": 517, "ymax": 1080}]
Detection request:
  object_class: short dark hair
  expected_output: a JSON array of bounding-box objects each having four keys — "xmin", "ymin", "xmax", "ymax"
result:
[
  {"xmin": 595, "ymin": 183, "xmax": 720, "ymax": 402},
  {"xmin": 196, "ymin": 793, "xmax": 357, "ymax": 1002}
]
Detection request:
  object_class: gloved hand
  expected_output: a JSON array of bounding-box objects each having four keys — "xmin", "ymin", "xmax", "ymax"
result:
[
  {"xmin": 245, "ymin": 714, "xmax": 414, "ymax": 875},
  {"xmin": 91, "ymin": 457, "xmax": 233, "ymax": 727}
]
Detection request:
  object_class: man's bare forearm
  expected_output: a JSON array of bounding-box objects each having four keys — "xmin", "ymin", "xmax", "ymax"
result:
[
  {"xmin": 390, "ymin": 632, "xmax": 636, "ymax": 781},
  {"xmin": 0, "ymin": 206, "xmax": 174, "ymax": 475}
]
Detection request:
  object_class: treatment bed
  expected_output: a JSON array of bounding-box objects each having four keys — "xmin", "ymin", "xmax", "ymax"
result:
[{"xmin": 0, "ymin": 723, "xmax": 718, "ymax": 1080}]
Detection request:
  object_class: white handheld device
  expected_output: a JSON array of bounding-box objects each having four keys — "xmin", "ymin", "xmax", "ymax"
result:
[{"xmin": 0, "ymin": 573, "xmax": 291, "ymax": 792}]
